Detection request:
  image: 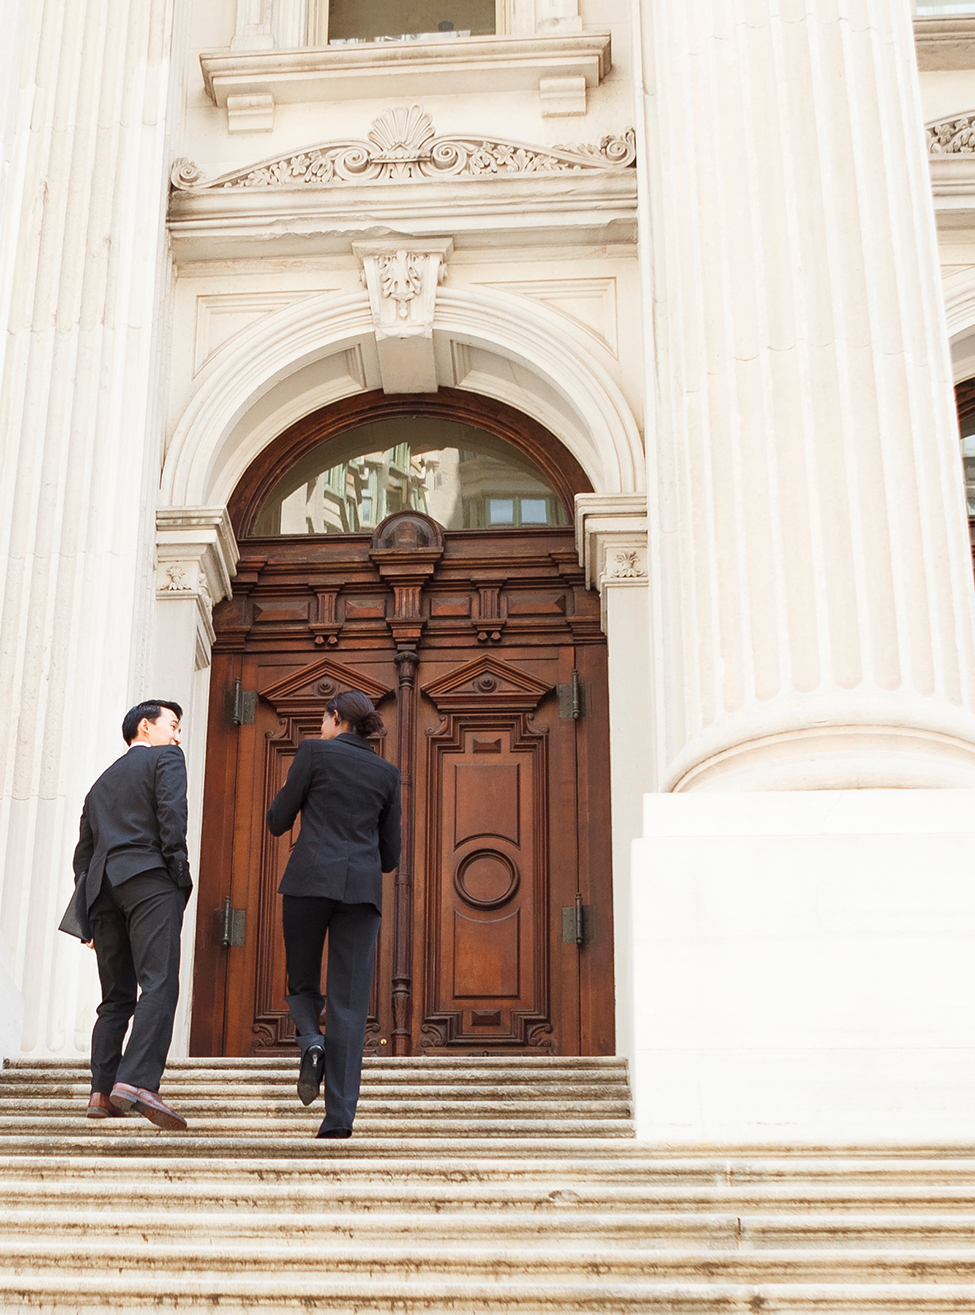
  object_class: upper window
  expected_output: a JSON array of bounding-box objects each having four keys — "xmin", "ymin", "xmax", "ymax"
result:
[
  {"xmin": 253, "ymin": 416, "xmax": 569, "ymax": 536},
  {"xmin": 325, "ymin": 0, "xmax": 495, "ymax": 44}
]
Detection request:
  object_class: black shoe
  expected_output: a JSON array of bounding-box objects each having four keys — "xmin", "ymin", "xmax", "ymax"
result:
[
  {"xmin": 297, "ymin": 1045, "xmax": 325, "ymax": 1107},
  {"xmin": 316, "ymin": 1122, "xmax": 352, "ymax": 1139}
]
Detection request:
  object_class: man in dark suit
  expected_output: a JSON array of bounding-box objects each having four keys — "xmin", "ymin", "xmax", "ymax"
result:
[
  {"xmin": 72, "ymin": 699, "xmax": 192, "ymax": 1130},
  {"xmin": 267, "ymin": 689, "xmax": 400, "ymax": 1138}
]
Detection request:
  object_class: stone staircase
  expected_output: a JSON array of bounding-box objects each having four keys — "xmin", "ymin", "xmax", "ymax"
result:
[{"xmin": 0, "ymin": 1057, "xmax": 972, "ymax": 1310}]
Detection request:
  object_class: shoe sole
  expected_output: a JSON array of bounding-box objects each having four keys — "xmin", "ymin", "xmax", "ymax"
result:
[
  {"xmin": 297, "ymin": 1053, "xmax": 324, "ymax": 1107},
  {"xmin": 110, "ymin": 1091, "xmax": 186, "ymax": 1132}
]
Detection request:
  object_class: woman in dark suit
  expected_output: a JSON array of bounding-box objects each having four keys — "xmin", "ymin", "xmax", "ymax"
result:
[{"xmin": 267, "ymin": 690, "xmax": 401, "ymax": 1138}]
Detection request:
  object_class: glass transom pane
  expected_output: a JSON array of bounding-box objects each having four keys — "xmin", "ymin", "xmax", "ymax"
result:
[
  {"xmin": 327, "ymin": 0, "xmax": 495, "ymax": 44},
  {"xmin": 253, "ymin": 416, "xmax": 569, "ymax": 535}
]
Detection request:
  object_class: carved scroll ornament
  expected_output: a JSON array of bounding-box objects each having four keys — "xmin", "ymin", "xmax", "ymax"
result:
[
  {"xmin": 171, "ymin": 105, "xmax": 636, "ymax": 190},
  {"xmin": 928, "ymin": 113, "xmax": 975, "ymax": 154}
]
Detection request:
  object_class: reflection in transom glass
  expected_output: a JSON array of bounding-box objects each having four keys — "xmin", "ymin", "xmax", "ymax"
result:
[
  {"xmin": 252, "ymin": 417, "xmax": 569, "ymax": 536},
  {"xmin": 326, "ymin": 0, "xmax": 495, "ymax": 43}
]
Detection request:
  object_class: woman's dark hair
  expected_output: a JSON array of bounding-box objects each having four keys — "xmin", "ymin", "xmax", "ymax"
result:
[
  {"xmin": 121, "ymin": 699, "xmax": 183, "ymax": 745},
  {"xmin": 326, "ymin": 689, "xmax": 383, "ymax": 738}
]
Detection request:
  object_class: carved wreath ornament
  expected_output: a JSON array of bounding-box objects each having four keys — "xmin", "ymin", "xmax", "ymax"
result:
[{"xmin": 171, "ymin": 105, "xmax": 636, "ymax": 190}]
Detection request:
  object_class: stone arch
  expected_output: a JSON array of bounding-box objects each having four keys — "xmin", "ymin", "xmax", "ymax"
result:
[{"xmin": 161, "ymin": 286, "xmax": 644, "ymax": 508}]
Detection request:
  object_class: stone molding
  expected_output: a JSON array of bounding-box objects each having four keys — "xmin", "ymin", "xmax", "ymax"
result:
[
  {"xmin": 155, "ymin": 508, "xmax": 240, "ymax": 661},
  {"xmin": 914, "ymin": 16, "xmax": 975, "ymax": 71},
  {"xmin": 574, "ymin": 493, "xmax": 648, "ymax": 630},
  {"xmin": 162, "ymin": 288, "xmax": 645, "ymax": 508},
  {"xmin": 353, "ymin": 237, "xmax": 452, "ymax": 393},
  {"xmin": 167, "ymin": 172, "xmax": 637, "ymax": 259},
  {"xmin": 915, "ymin": 113, "xmax": 975, "ymax": 222},
  {"xmin": 928, "ymin": 112, "xmax": 975, "ymax": 155},
  {"xmin": 199, "ymin": 31, "xmax": 612, "ymax": 127},
  {"xmin": 171, "ymin": 107, "xmax": 635, "ymax": 190}
]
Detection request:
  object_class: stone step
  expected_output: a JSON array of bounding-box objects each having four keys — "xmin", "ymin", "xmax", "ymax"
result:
[
  {"xmin": 5, "ymin": 1207, "xmax": 975, "ymax": 1249},
  {"xmin": 0, "ymin": 1082, "xmax": 630, "ymax": 1100},
  {"xmin": 0, "ymin": 1098, "xmax": 633, "ymax": 1118},
  {"xmin": 0, "ymin": 1116, "xmax": 634, "ymax": 1139},
  {"xmin": 0, "ymin": 1135, "xmax": 658, "ymax": 1159},
  {"xmin": 6, "ymin": 1150, "xmax": 975, "ymax": 1187},
  {"xmin": 7, "ymin": 1059, "xmax": 974, "ymax": 1313},
  {"xmin": 5, "ymin": 1239, "xmax": 975, "ymax": 1283},
  {"xmin": 3, "ymin": 1056, "xmax": 628, "ymax": 1069},
  {"xmin": 7, "ymin": 1175, "xmax": 975, "ymax": 1213},
  {"xmin": 0, "ymin": 1276, "xmax": 972, "ymax": 1312}
]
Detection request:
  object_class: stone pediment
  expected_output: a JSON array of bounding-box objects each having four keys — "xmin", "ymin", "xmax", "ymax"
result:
[
  {"xmin": 260, "ymin": 656, "xmax": 392, "ymax": 716},
  {"xmin": 422, "ymin": 654, "xmax": 551, "ymax": 713},
  {"xmin": 171, "ymin": 106, "xmax": 635, "ymax": 192}
]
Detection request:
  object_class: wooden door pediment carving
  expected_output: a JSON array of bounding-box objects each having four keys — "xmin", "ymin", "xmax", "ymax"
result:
[
  {"xmin": 422, "ymin": 654, "xmax": 552, "ymax": 715},
  {"xmin": 260, "ymin": 655, "xmax": 393, "ymax": 716}
]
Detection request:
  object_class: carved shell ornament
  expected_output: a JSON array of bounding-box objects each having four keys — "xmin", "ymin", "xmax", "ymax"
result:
[
  {"xmin": 928, "ymin": 112, "xmax": 975, "ymax": 153},
  {"xmin": 171, "ymin": 106, "xmax": 636, "ymax": 190}
]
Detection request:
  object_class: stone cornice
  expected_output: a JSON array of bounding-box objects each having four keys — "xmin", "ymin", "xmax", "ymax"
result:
[
  {"xmin": 199, "ymin": 31, "xmax": 612, "ymax": 125},
  {"xmin": 167, "ymin": 172, "xmax": 638, "ymax": 260},
  {"xmin": 914, "ymin": 16, "xmax": 975, "ymax": 71},
  {"xmin": 167, "ymin": 108, "xmax": 638, "ymax": 257}
]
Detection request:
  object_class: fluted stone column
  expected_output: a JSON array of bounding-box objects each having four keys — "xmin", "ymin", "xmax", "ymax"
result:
[
  {"xmin": 0, "ymin": 0, "xmax": 181, "ymax": 1055},
  {"xmin": 639, "ymin": 0, "xmax": 975, "ymax": 791}
]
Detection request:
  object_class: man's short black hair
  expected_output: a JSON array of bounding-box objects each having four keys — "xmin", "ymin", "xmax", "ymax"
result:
[{"xmin": 122, "ymin": 700, "xmax": 183, "ymax": 745}]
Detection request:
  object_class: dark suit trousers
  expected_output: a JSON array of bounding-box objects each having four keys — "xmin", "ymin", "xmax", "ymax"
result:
[
  {"xmin": 282, "ymin": 896, "xmax": 381, "ymax": 1132},
  {"xmin": 89, "ymin": 869, "xmax": 186, "ymax": 1095}
]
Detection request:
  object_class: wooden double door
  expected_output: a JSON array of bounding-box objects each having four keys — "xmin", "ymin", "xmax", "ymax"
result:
[{"xmin": 191, "ymin": 513, "xmax": 614, "ymax": 1057}]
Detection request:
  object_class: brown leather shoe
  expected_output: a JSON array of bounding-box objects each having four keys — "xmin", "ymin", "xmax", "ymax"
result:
[
  {"xmin": 86, "ymin": 1091, "xmax": 127, "ymax": 1120},
  {"xmin": 109, "ymin": 1083, "xmax": 187, "ymax": 1131}
]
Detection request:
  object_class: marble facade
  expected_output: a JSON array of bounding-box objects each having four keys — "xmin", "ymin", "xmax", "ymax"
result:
[{"xmin": 4, "ymin": 0, "xmax": 975, "ymax": 1139}]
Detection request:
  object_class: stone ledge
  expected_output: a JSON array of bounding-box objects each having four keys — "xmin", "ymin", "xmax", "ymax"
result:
[
  {"xmin": 200, "ymin": 32, "xmax": 612, "ymax": 129},
  {"xmin": 167, "ymin": 172, "xmax": 639, "ymax": 260},
  {"xmin": 915, "ymin": 15, "xmax": 975, "ymax": 70}
]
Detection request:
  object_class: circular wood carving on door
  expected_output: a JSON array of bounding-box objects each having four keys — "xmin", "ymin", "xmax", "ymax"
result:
[{"xmin": 453, "ymin": 849, "xmax": 520, "ymax": 909}]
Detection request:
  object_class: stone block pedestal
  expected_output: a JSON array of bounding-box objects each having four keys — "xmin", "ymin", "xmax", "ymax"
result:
[{"xmin": 630, "ymin": 789, "xmax": 975, "ymax": 1142}]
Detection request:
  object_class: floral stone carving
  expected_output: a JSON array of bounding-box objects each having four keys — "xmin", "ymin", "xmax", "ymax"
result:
[
  {"xmin": 928, "ymin": 113, "xmax": 975, "ymax": 154},
  {"xmin": 171, "ymin": 105, "xmax": 636, "ymax": 190}
]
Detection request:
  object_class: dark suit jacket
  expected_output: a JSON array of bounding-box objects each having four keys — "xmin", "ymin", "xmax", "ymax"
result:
[
  {"xmin": 72, "ymin": 744, "xmax": 191, "ymax": 914},
  {"xmin": 267, "ymin": 733, "xmax": 401, "ymax": 911}
]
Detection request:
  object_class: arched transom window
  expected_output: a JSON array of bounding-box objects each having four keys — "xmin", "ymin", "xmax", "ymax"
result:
[{"xmin": 253, "ymin": 416, "xmax": 569, "ymax": 536}]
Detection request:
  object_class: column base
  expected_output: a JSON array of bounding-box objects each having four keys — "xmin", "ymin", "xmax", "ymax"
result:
[
  {"xmin": 631, "ymin": 789, "xmax": 975, "ymax": 1142},
  {"xmin": 666, "ymin": 703, "xmax": 975, "ymax": 792}
]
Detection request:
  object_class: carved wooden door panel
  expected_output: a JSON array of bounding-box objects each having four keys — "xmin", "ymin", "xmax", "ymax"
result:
[
  {"xmin": 191, "ymin": 518, "xmax": 614, "ymax": 1057},
  {"xmin": 415, "ymin": 657, "xmax": 565, "ymax": 1053}
]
